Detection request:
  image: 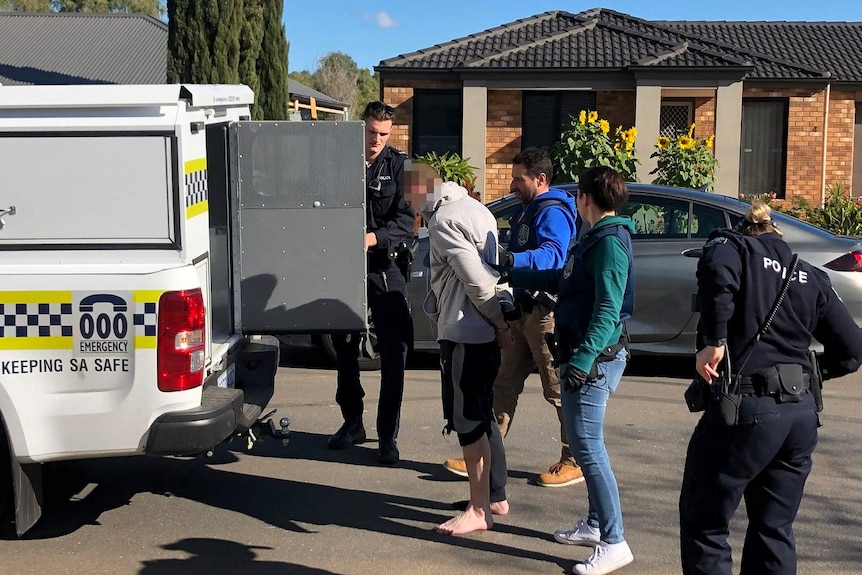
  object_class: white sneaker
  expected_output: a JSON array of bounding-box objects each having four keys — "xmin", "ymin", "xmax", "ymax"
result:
[
  {"xmin": 572, "ymin": 540, "xmax": 633, "ymax": 575},
  {"xmin": 554, "ymin": 519, "xmax": 601, "ymax": 546}
]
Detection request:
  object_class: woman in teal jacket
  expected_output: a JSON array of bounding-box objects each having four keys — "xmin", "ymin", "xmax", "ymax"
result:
[{"xmin": 508, "ymin": 166, "xmax": 635, "ymax": 575}]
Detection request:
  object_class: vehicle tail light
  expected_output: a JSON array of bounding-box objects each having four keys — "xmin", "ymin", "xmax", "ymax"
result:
[
  {"xmin": 157, "ymin": 289, "xmax": 206, "ymax": 392},
  {"xmin": 824, "ymin": 251, "xmax": 862, "ymax": 272}
]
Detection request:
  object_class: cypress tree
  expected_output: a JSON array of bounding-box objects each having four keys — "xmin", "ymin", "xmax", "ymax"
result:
[
  {"xmin": 167, "ymin": 0, "xmax": 215, "ymax": 83},
  {"xmin": 206, "ymin": 0, "xmax": 241, "ymax": 84},
  {"xmin": 256, "ymin": 0, "xmax": 288, "ymax": 120},
  {"xmin": 239, "ymin": 0, "xmax": 265, "ymax": 119}
]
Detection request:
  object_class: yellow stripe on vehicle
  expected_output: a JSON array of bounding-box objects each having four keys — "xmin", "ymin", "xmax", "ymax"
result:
[
  {"xmin": 0, "ymin": 337, "xmax": 72, "ymax": 350},
  {"xmin": 186, "ymin": 199, "xmax": 209, "ymax": 219},
  {"xmin": 184, "ymin": 157, "xmax": 207, "ymax": 175},
  {"xmin": 133, "ymin": 290, "xmax": 164, "ymax": 304},
  {"xmin": 0, "ymin": 291, "xmax": 72, "ymax": 304},
  {"xmin": 135, "ymin": 335, "xmax": 157, "ymax": 349}
]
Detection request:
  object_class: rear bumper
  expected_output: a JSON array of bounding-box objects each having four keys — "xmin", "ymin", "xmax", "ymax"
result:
[
  {"xmin": 145, "ymin": 385, "xmax": 243, "ymax": 456},
  {"xmin": 144, "ymin": 335, "xmax": 280, "ymax": 456}
]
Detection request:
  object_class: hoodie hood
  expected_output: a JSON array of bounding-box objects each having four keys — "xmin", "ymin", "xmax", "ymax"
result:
[
  {"xmin": 528, "ymin": 187, "xmax": 577, "ymax": 218},
  {"xmin": 588, "ymin": 214, "xmax": 636, "ymax": 235},
  {"xmin": 420, "ymin": 181, "xmax": 469, "ymax": 221}
]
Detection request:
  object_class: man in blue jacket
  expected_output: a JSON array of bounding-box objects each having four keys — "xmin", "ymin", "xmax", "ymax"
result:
[{"xmin": 444, "ymin": 147, "xmax": 581, "ymax": 487}]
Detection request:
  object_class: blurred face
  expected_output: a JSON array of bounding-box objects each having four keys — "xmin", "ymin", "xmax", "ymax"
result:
[
  {"xmin": 403, "ymin": 161, "xmax": 442, "ymax": 213},
  {"xmin": 510, "ymin": 163, "xmax": 546, "ymax": 204},
  {"xmin": 365, "ymin": 118, "xmax": 392, "ymax": 162}
]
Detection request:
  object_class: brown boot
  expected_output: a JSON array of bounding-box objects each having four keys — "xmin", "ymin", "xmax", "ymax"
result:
[
  {"xmin": 537, "ymin": 462, "xmax": 584, "ymax": 487},
  {"xmin": 442, "ymin": 457, "xmax": 468, "ymax": 478}
]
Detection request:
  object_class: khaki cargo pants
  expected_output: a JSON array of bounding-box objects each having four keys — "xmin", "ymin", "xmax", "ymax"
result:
[{"xmin": 492, "ymin": 303, "xmax": 574, "ymax": 465}]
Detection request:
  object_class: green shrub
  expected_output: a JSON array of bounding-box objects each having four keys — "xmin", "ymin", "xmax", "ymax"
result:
[
  {"xmin": 742, "ymin": 184, "xmax": 862, "ymax": 237},
  {"xmin": 808, "ymin": 184, "xmax": 862, "ymax": 236},
  {"xmin": 650, "ymin": 125, "xmax": 719, "ymax": 191},
  {"xmin": 553, "ymin": 110, "xmax": 639, "ymax": 182},
  {"xmin": 413, "ymin": 151, "xmax": 477, "ymax": 192}
]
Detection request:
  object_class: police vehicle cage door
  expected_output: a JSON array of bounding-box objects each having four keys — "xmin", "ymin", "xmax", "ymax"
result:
[{"xmin": 232, "ymin": 121, "xmax": 367, "ymax": 334}]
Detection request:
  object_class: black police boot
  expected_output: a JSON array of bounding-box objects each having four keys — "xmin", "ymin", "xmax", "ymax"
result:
[
  {"xmin": 327, "ymin": 419, "xmax": 366, "ymax": 450},
  {"xmin": 378, "ymin": 438, "xmax": 399, "ymax": 465}
]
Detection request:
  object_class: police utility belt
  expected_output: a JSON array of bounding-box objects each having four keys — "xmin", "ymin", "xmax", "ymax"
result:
[
  {"xmin": 517, "ymin": 290, "xmax": 557, "ymax": 313},
  {"xmin": 736, "ymin": 366, "xmax": 811, "ymax": 398}
]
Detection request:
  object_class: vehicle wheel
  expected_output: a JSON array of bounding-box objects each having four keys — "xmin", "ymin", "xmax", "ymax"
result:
[
  {"xmin": 0, "ymin": 421, "xmax": 14, "ymax": 538},
  {"xmin": 320, "ymin": 328, "xmax": 381, "ymax": 372}
]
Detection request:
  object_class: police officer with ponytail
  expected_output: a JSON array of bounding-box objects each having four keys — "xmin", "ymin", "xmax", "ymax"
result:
[{"xmin": 680, "ymin": 202, "xmax": 862, "ymax": 575}]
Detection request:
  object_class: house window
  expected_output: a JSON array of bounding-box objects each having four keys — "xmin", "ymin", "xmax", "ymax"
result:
[
  {"xmin": 739, "ymin": 99, "xmax": 788, "ymax": 198},
  {"xmin": 660, "ymin": 102, "xmax": 693, "ymax": 137},
  {"xmin": 522, "ymin": 91, "xmax": 597, "ymax": 150},
  {"xmin": 412, "ymin": 89, "xmax": 461, "ymax": 156}
]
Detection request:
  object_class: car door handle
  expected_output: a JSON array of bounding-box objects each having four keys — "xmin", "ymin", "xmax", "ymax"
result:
[{"xmin": 682, "ymin": 248, "xmax": 702, "ymax": 258}]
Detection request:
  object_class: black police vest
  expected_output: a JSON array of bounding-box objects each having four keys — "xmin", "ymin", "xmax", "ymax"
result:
[
  {"xmin": 508, "ymin": 195, "xmax": 577, "ymax": 254},
  {"xmin": 555, "ymin": 223, "xmax": 634, "ymax": 348}
]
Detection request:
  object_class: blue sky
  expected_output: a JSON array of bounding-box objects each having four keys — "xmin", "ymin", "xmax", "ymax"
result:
[{"xmin": 284, "ymin": 0, "xmax": 862, "ymax": 73}]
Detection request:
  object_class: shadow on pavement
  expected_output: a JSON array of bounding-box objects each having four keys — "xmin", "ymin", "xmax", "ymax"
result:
[
  {"xmin": 25, "ymin": 453, "xmax": 568, "ymax": 570},
  {"xmin": 242, "ymin": 430, "xmax": 535, "ymax": 483},
  {"xmin": 139, "ymin": 538, "xmax": 345, "ymax": 575}
]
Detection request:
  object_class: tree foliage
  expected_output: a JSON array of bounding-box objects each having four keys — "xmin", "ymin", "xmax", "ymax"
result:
[
  {"xmin": 288, "ymin": 51, "xmax": 380, "ymax": 120},
  {"xmin": 0, "ymin": 0, "xmax": 164, "ymax": 16},
  {"xmin": 255, "ymin": 0, "xmax": 288, "ymax": 120},
  {"xmin": 313, "ymin": 51, "xmax": 359, "ymax": 114},
  {"xmin": 238, "ymin": 0, "xmax": 264, "ymax": 119}
]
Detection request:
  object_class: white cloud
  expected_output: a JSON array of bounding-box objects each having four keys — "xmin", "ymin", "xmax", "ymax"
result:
[{"xmin": 365, "ymin": 10, "xmax": 398, "ymax": 29}]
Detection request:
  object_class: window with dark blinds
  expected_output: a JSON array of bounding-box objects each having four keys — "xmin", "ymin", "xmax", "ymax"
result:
[
  {"xmin": 522, "ymin": 91, "xmax": 597, "ymax": 150},
  {"xmin": 412, "ymin": 90, "xmax": 462, "ymax": 156}
]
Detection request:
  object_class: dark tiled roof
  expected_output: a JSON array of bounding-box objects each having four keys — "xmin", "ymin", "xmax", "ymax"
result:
[
  {"xmin": 0, "ymin": 13, "xmax": 168, "ymax": 85},
  {"xmin": 378, "ymin": 8, "xmax": 854, "ymax": 82},
  {"xmin": 287, "ymin": 78, "xmax": 347, "ymax": 108},
  {"xmin": 660, "ymin": 21, "xmax": 862, "ymax": 82}
]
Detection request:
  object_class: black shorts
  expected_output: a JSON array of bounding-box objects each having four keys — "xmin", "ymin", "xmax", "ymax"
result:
[{"xmin": 440, "ymin": 340, "xmax": 501, "ymax": 446}]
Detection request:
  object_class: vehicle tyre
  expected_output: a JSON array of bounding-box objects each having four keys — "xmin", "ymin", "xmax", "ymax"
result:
[
  {"xmin": 320, "ymin": 327, "xmax": 381, "ymax": 372},
  {"xmin": 0, "ymin": 419, "xmax": 14, "ymax": 538}
]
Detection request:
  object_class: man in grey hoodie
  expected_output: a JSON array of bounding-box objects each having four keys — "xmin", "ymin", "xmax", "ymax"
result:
[{"xmin": 406, "ymin": 167, "xmax": 514, "ymax": 536}]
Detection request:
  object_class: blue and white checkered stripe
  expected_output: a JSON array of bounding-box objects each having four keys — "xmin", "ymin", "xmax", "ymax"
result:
[
  {"xmin": 0, "ymin": 302, "xmax": 73, "ymax": 338},
  {"xmin": 133, "ymin": 302, "xmax": 157, "ymax": 337},
  {"xmin": 185, "ymin": 169, "xmax": 208, "ymax": 208}
]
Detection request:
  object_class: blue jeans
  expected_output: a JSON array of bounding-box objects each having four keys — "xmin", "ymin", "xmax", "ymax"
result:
[{"xmin": 561, "ymin": 349, "xmax": 628, "ymax": 544}]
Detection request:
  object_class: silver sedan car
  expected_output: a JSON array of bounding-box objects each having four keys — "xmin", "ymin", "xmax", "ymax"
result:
[{"xmin": 320, "ymin": 183, "xmax": 862, "ymax": 370}]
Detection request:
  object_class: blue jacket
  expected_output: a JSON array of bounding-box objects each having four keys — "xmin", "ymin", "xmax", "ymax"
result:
[{"xmin": 508, "ymin": 188, "xmax": 577, "ymax": 271}]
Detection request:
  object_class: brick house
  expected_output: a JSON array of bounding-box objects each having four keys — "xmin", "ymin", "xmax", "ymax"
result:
[{"xmin": 376, "ymin": 8, "xmax": 862, "ymax": 205}]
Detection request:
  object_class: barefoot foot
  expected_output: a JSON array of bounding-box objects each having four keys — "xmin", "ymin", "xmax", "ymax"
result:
[
  {"xmin": 490, "ymin": 500, "xmax": 509, "ymax": 516},
  {"xmin": 452, "ymin": 499, "xmax": 510, "ymax": 516},
  {"xmin": 435, "ymin": 506, "xmax": 493, "ymax": 535}
]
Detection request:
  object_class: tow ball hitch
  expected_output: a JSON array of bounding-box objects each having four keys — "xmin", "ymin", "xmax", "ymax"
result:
[{"xmin": 242, "ymin": 409, "xmax": 291, "ymax": 450}]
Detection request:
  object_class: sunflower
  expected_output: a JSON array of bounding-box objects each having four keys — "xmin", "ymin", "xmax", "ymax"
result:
[
  {"xmin": 705, "ymin": 135, "xmax": 715, "ymax": 149},
  {"xmin": 657, "ymin": 136, "xmax": 671, "ymax": 149},
  {"xmin": 599, "ymin": 119, "xmax": 610, "ymax": 134},
  {"xmin": 688, "ymin": 123, "xmax": 696, "ymax": 137},
  {"xmin": 578, "ymin": 110, "xmax": 587, "ymax": 125},
  {"xmin": 678, "ymin": 135, "xmax": 695, "ymax": 150},
  {"xmin": 588, "ymin": 111, "xmax": 599, "ymax": 123}
]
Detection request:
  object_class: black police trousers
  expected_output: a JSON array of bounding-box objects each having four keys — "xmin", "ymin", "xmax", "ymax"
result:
[
  {"xmin": 679, "ymin": 391, "xmax": 819, "ymax": 575},
  {"xmin": 332, "ymin": 266, "xmax": 412, "ymax": 441}
]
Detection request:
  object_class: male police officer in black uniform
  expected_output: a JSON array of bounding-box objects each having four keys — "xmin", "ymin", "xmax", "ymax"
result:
[
  {"xmin": 327, "ymin": 101, "xmax": 415, "ymax": 465},
  {"xmin": 680, "ymin": 203, "xmax": 862, "ymax": 575}
]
